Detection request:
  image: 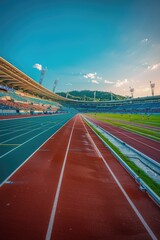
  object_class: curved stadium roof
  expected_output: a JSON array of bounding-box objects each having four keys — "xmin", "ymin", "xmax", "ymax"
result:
[{"xmin": 0, "ymin": 57, "xmax": 74, "ymax": 103}]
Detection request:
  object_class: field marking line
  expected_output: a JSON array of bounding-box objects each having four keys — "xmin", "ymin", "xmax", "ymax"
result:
[
  {"xmin": 0, "ymin": 114, "xmax": 54, "ymax": 121},
  {"xmin": 120, "ymin": 126, "xmax": 160, "ymax": 142},
  {"xmin": 45, "ymin": 115, "xmax": 77, "ymax": 240},
  {"xmin": 0, "ymin": 114, "xmax": 68, "ymax": 135},
  {"xmin": 108, "ymin": 126, "xmax": 160, "ymax": 152},
  {"xmin": 81, "ymin": 116, "xmax": 158, "ymax": 240},
  {"xmin": 0, "ymin": 113, "xmax": 62, "ymax": 121},
  {"xmin": 0, "ymin": 121, "xmax": 35, "ymax": 132},
  {"xmin": 0, "ymin": 116, "xmax": 58, "ymax": 135},
  {"xmin": 0, "ymin": 121, "xmax": 44, "ymax": 137},
  {"xmin": 0, "ymin": 118, "xmax": 67, "ymax": 159},
  {"xmin": 0, "ymin": 116, "xmax": 74, "ymax": 187},
  {"xmin": 0, "ymin": 121, "xmax": 58, "ymax": 144},
  {"xmin": 99, "ymin": 116, "xmax": 160, "ymax": 131},
  {"xmin": 0, "ymin": 144, "xmax": 20, "ymax": 146}
]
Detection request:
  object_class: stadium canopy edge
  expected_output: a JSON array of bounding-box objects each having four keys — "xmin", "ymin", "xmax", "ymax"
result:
[{"xmin": 0, "ymin": 57, "xmax": 76, "ymax": 103}]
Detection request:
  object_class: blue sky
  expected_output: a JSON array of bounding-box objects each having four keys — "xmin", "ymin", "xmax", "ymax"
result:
[{"xmin": 0, "ymin": 0, "xmax": 160, "ymax": 97}]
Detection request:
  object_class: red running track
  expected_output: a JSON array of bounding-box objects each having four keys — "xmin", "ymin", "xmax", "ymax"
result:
[
  {"xmin": 100, "ymin": 117, "xmax": 160, "ymax": 131},
  {"xmin": 0, "ymin": 114, "xmax": 159, "ymax": 240},
  {"xmin": 85, "ymin": 116, "xmax": 160, "ymax": 163}
]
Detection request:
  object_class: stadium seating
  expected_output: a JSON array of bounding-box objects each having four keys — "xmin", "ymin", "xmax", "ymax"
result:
[
  {"xmin": 0, "ymin": 89, "xmax": 59, "ymax": 115},
  {"xmin": 73, "ymin": 101, "xmax": 160, "ymax": 114},
  {"xmin": 0, "ymin": 87, "xmax": 160, "ymax": 115}
]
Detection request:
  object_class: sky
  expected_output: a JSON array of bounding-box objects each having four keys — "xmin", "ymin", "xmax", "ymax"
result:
[{"xmin": 0, "ymin": 0, "xmax": 160, "ymax": 97}]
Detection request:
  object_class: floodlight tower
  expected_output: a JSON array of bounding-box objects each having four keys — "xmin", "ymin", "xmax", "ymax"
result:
[
  {"xmin": 110, "ymin": 91, "xmax": 113, "ymax": 101},
  {"xmin": 53, "ymin": 80, "xmax": 58, "ymax": 93},
  {"xmin": 150, "ymin": 81, "xmax": 155, "ymax": 96},
  {"xmin": 94, "ymin": 91, "xmax": 96, "ymax": 101},
  {"xmin": 39, "ymin": 67, "xmax": 47, "ymax": 85},
  {"xmin": 66, "ymin": 92, "xmax": 69, "ymax": 98},
  {"xmin": 130, "ymin": 87, "xmax": 134, "ymax": 98}
]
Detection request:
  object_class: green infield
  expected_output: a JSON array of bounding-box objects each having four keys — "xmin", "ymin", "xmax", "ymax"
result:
[{"xmin": 86, "ymin": 113, "xmax": 160, "ymax": 141}]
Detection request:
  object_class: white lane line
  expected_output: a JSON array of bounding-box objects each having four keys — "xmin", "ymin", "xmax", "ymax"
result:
[
  {"xmin": 90, "ymin": 118, "xmax": 160, "ymax": 152},
  {"xmin": 0, "ymin": 114, "xmax": 53, "ymax": 121},
  {"xmin": 0, "ymin": 122, "xmax": 56, "ymax": 144},
  {"xmin": 81, "ymin": 116, "xmax": 158, "ymax": 240},
  {"xmin": 113, "ymin": 128, "xmax": 160, "ymax": 152},
  {"xmin": 0, "ymin": 113, "xmax": 61, "ymax": 121},
  {"xmin": 0, "ymin": 119, "xmax": 67, "ymax": 159},
  {"xmin": 0, "ymin": 117, "xmax": 51, "ymax": 133},
  {"xmin": 0, "ymin": 122, "xmax": 34, "ymax": 132},
  {"xmin": 0, "ymin": 115, "xmax": 67, "ymax": 135},
  {"xmin": 0, "ymin": 122, "xmax": 42, "ymax": 137},
  {"xmin": 0, "ymin": 116, "xmax": 74, "ymax": 187},
  {"xmin": 45, "ymin": 115, "xmax": 77, "ymax": 240}
]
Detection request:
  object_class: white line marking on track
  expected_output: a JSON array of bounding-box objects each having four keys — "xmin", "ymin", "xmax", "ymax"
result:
[
  {"xmin": 89, "ymin": 118, "xmax": 160, "ymax": 152},
  {"xmin": 0, "ymin": 117, "xmax": 74, "ymax": 187},
  {"xmin": 0, "ymin": 113, "xmax": 61, "ymax": 121},
  {"xmin": 0, "ymin": 121, "xmax": 34, "ymax": 132},
  {"xmin": 0, "ymin": 119, "xmax": 66, "ymax": 159},
  {"xmin": 0, "ymin": 119, "xmax": 53, "ymax": 137},
  {"xmin": 115, "ymin": 129, "xmax": 160, "ymax": 151},
  {"xmin": 81, "ymin": 116, "xmax": 158, "ymax": 240},
  {"xmin": 0, "ymin": 123, "xmax": 36, "ymax": 137},
  {"xmin": 45, "ymin": 115, "xmax": 77, "ymax": 240},
  {"xmin": 0, "ymin": 121, "xmax": 56, "ymax": 144},
  {"xmin": 5, "ymin": 181, "xmax": 13, "ymax": 184}
]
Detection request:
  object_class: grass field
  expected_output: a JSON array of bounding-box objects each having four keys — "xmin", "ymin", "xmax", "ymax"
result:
[{"xmin": 86, "ymin": 113, "xmax": 160, "ymax": 141}]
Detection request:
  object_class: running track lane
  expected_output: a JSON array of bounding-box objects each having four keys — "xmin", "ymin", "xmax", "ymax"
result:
[
  {"xmin": 0, "ymin": 114, "xmax": 159, "ymax": 240},
  {"xmin": 0, "ymin": 113, "xmax": 75, "ymax": 183},
  {"xmin": 97, "ymin": 117, "xmax": 160, "ymax": 131},
  {"xmin": 0, "ymin": 113, "xmax": 53, "ymax": 120},
  {"xmin": 48, "ymin": 115, "xmax": 160, "ymax": 240},
  {"xmin": 0, "ymin": 114, "xmax": 47, "ymax": 120},
  {"xmin": 0, "ymin": 117, "xmax": 76, "ymax": 240},
  {"xmin": 85, "ymin": 116, "xmax": 160, "ymax": 163}
]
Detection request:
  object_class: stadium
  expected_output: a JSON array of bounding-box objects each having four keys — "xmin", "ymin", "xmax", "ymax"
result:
[
  {"xmin": 1, "ymin": 57, "xmax": 160, "ymax": 115},
  {"xmin": 0, "ymin": 56, "xmax": 160, "ymax": 240}
]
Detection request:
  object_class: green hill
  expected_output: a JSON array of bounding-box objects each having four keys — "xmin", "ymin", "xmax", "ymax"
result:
[{"xmin": 56, "ymin": 90, "xmax": 126, "ymax": 101}]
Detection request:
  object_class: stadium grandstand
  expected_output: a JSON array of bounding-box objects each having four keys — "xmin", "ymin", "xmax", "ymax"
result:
[
  {"xmin": 68, "ymin": 96, "xmax": 160, "ymax": 113},
  {"xmin": 0, "ymin": 56, "xmax": 160, "ymax": 116},
  {"xmin": 0, "ymin": 57, "xmax": 74, "ymax": 115}
]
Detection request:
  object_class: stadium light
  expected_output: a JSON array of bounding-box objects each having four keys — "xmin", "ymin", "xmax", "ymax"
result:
[
  {"xmin": 53, "ymin": 80, "xmax": 58, "ymax": 93},
  {"xmin": 39, "ymin": 67, "xmax": 47, "ymax": 85},
  {"xmin": 150, "ymin": 81, "xmax": 155, "ymax": 96},
  {"xmin": 66, "ymin": 92, "xmax": 69, "ymax": 98},
  {"xmin": 129, "ymin": 87, "xmax": 134, "ymax": 98},
  {"xmin": 110, "ymin": 91, "xmax": 113, "ymax": 101},
  {"xmin": 94, "ymin": 91, "xmax": 96, "ymax": 101}
]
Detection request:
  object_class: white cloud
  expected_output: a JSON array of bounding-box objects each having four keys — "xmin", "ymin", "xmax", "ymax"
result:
[
  {"xmin": 97, "ymin": 76, "xmax": 102, "ymax": 80},
  {"xmin": 33, "ymin": 63, "xmax": 42, "ymax": 71},
  {"xmin": 83, "ymin": 72, "xmax": 97, "ymax": 79},
  {"xmin": 91, "ymin": 80, "xmax": 99, "ymax": 84},
  {"xmin": 104, "ymin": 80, "xmax": 114, "ymax": 84},
  {"xmin": 65, "ymin": 83, "xmax": 72, "ymax": 86},
  {"xmin": 141, "ymin": 38, "xmax": 149, "ymax": 43},
  {"xmin": 83, "ymin": 72, "xmax": 103, "ymax": 85},
  {"xmin": 147, "ymin": 63, "xmax": 160, "ymax": 70},
  {"xmin": 115, "ymin": 78, "xmax": 128, "ymax": 88}
]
